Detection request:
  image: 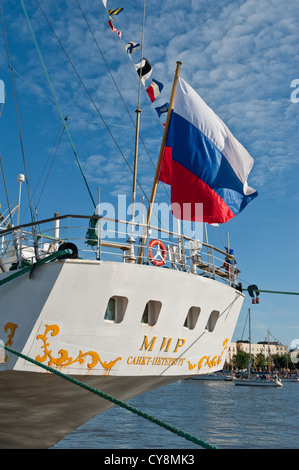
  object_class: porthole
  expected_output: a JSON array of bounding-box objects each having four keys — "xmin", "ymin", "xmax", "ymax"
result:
[
  {"xmin": 104, "ymin": 296, "xmax": 128, "ymax": 323},
  {"xmin": 141, "ymin": 300, "xmax": 162, "ymax": 326},
  {"xmin": 184, "ymin": 306, "xmax": 201, "ymax": 330},
  {"xmin": 205, "ymin": 310, "xmax": 220, "ymax": 332}
]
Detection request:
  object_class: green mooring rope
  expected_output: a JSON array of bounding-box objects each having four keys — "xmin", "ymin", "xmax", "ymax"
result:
[
  {"xmin": 244, "ymin": 289, "xmax": 299, "ymax": 296},
  {"xmin": 0, "ymin": 250, "xmax": 67, "ymax": 287},
  {"xmin": 3, "ymin": 344, "xmax": 217, "ymax": 449}
]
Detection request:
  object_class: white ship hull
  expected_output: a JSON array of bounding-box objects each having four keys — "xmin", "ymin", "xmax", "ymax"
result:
[
  {"xmin": 0, "ymin": 371, "xmax": 180, "ymax": 449},
  {"xmin": 0, "ymin": 258, "xmax": 244, "ymax": 448}
]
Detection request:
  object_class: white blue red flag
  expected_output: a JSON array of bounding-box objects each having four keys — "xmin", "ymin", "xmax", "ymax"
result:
[
  {"xmin": 155, "ymin": 102, "xmax": 169, "ymax": 117},
  {"xmin": 159, "ymin": 78, "xmax": 258, "ymax": 223},
  {"xmin": 146, "ymin": 79, "xmax": 164, "ymax": 102}
]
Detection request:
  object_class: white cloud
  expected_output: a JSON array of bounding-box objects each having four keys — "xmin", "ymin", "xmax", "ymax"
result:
[{"xmin": 1, "ymin": 0, "xmax": 298, "ymax": 209}]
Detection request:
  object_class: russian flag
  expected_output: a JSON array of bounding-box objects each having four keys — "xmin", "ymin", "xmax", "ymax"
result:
[
  {"xmin": 146, "ymin": 79, "xmax": 164, "ymax": 103},
  {"xmin": 159, "ymin": 78, "xmax": 258, "ymax": 223}
]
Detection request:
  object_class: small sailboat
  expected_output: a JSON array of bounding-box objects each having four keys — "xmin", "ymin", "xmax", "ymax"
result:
[
  {"xmin": 190, "ymin": 371, "xmax": 227, "ymax": 381},
  {"xmin": 235, "ymin": 309, "xmax": 283, "ymax": 387},
  {"xmin": 281, "ymin": 376, "xmax": 299, "ymax": 383}
]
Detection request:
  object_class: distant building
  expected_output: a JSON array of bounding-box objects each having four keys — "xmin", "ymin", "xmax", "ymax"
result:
[{"xmin": 226, "ymin": 340, "xmax": 288, "ymax": 366}]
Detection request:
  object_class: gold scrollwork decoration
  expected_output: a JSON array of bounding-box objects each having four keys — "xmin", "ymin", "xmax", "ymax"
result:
[
  {"xmin": 36, "ymin": 323, "xmax": 121, "ymax": 370},
  {"xmin": 1, "ymin": 322, "xmax": 18, "ymax": 363},
  {"xmin": 187, "ymin": 337, "xmax": 229, "ymax": 371},
  {"xmin": 4, "ymin": 322, "xmax": 18, "ymax": 346}
]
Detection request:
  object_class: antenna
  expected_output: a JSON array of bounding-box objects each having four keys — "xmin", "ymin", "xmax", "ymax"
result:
[{"xmin": 17, "ymin": 174, "xmax": 25, "ymax": 226}]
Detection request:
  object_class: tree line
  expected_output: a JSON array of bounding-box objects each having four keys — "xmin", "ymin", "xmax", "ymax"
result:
[{"xmin": 228, "ymin": 350, "xmax": 299, "ymax": 371}]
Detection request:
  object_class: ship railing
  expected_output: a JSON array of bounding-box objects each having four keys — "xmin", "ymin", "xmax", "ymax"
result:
[{"xmin": 0, "ymin": 214, "xmax": 239, "ymax": 287}]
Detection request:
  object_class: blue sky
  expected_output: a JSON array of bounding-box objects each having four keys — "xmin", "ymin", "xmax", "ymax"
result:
[{"xmin": 0, "ymin": 0, "xmax": 298, "ymax": 349}]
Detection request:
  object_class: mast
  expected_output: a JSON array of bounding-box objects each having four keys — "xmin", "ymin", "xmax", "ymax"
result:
[
  {"xmin": 128, "ymin": 0, "xmax": 146, "ymax": 261},
  {"xmin": 267, "ymin": 329, "xmax": 271, "ymax": 373},
  {"xmin": 248, "ymin": 308, "xmax": 252, "ymax": 379},
  {"xmin": 130, "ymin": 0, "xmax": 146, "ymax": 227},
  {"xmin": 137, "ymin": 60, "xmax": 182, "ymax": 263}
]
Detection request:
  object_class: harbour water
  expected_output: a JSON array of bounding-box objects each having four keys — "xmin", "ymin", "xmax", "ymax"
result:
[{"xmin": 52, "ymin": 378, "xmax": 299, "ymax": 450}]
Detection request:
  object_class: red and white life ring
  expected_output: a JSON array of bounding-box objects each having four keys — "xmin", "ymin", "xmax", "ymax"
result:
[{"xmin": 148, "ymin": 239, "xmax": 167, "ymax": 266}]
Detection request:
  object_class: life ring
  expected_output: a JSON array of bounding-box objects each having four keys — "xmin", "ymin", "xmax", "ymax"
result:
[
  {"xmin": 148, "ymin": 239, "xmax": 167, "ymax": 266},
  {"xmin": 57, "ymin": 242, "xmax": 79, "ymax": 260}
]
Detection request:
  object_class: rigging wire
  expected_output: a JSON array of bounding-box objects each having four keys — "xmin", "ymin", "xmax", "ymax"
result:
[
  {"xmin": 211, "ymin": 225, "xmax": 227, "ymax": 250},
  {"xmin": 0, "ymin": 7, "xmax": 35, "ymax": 224},
  {"xmin": 74, "ymin": 0, "xmax": 170, "ymax": 202},
  {"xmin": 34, "ymin": 0, "xmax": 172, "ymax": 235},
  {"xmin": 94, "ymin": 0, "xmax": 164, "ymax": 129},
  {"xmin": 268, "ymin": 330, "xmax": 281, "ymax": 344},
  {"xmin": 6, "ymin": 66, "xmax": 136, "ymax": 133},
  {"xmin": 93, "ymin": 0, "xmax": 172, "ymax": 201},
  {"xmin": 74, "ymin": 0, "xmax": 172, "ymax": 230},
  {"xmin": 9, "ymin": 122, "xmax": 66, "ymax": 225},
  {"xmin": 0, "ymin": 152, "xmax": 13, "ymax": 226},
  {"xmin": 8, "ymin": 65, "xmax": 55, "ymax": 107},
  {"xmin": 240, "ymin": 310, "xmax": 249, "ymax": 341},
  {"xmin": 0, "ymin": 100, "xmax": 13, "ymax": 225},
  {"xmin": 34, "ymin": 120, "xmax": 66, "ymax": 213},
  {"xmin": 20, "ymin": 0, "xmax": 96, "ymax": 209},
  {"xmin": 35, "ymin": 0, "xmax": 149, "ymax": 205}
]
